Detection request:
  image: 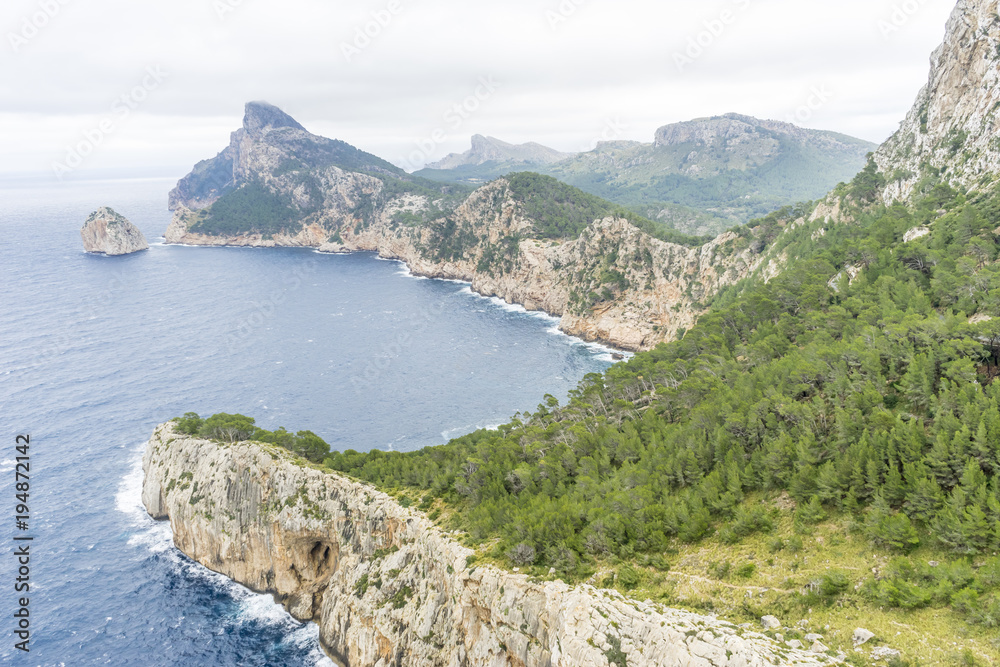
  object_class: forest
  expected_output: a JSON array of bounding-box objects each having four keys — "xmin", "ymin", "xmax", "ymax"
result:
[
  {"xmin": 324, "ymin": 172, "xmax": 1000, "ymax": 631},
  {"xmin": 180, "ymin": 169, "xmax": 1000, "ymax": 654},
  {"xmin": 505, "ymin": 172, "xmax": 709, "ymax": 246}
]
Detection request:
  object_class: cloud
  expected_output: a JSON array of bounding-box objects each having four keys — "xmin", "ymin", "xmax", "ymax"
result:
[{"xmin": 0, "ymin": 0, "xmax": 958, "ymax": 177}]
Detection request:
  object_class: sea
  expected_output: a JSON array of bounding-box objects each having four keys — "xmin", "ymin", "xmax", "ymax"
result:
[{"xmin": 0, "ymin": 176, "xmax": 616, "ymax": 665}]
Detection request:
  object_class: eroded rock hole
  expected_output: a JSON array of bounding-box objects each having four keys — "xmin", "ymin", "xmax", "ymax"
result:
[{"xmin": 309, "ymin": 541, "xmax": 334, "ymax": 576}]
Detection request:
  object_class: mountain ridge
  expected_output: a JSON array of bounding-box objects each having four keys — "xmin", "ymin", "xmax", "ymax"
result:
[
  {"xmin": 417, "ymin": 114, "xmax": 876, "ymax": 233},
  {"xmin": 425, "ymin": 134, "xmax": 577, "ymax": 170}
]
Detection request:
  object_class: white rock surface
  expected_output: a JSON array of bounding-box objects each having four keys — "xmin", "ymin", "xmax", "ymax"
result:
[
  {"xmin": 852, "ymin": 629, "xmax": 875, "ymax": 646},
  {"xmin": 875, "ymin": 0, "xmax": 1000, "ymax": 201},
  {"xmin": 870, "ymin": 646, "xmax": 901, "ymax": 661},
  {"xmin": 760, "ymin": 616, "xmax": 781, "ymax": 630}
]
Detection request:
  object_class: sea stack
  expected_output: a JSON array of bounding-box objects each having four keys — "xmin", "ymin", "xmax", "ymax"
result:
[{"xmin": 81, "ymin": 207, "xmax": 149, "ymax": 256}]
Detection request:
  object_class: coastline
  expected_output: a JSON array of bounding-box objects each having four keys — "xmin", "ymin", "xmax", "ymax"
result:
[{"xmin": 142, "ymin": 423, "xmax": 840, "ymax": 667}]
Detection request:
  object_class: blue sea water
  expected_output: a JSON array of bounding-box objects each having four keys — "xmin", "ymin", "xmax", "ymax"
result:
[{"xmin": 0, "ymin": 177, "xmax": 614, "ymax": 665}]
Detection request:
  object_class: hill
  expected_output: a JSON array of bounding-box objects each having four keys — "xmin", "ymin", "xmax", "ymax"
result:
[{"xmin": 418, "ymin": 114, "xmax": 877, "ymax": 235}]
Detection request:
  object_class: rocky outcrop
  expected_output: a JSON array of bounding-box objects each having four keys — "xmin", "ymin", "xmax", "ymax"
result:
[
  {"xmin": 80, "ymin": 207, "xmax": 148, "ymax": 255},
  {"xmin": 875, "ymin": 0, "xmax": 1000, "ymax": 201},
  {"xmin": 142, "ymin": 422, "xmax": 840, "ymax": 667},
  {"xmin": 653, "ymin": 113, "xmax": 866, "ymax": 157}
]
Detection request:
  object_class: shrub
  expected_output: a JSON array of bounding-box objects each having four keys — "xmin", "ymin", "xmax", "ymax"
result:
[
  {"xmin": 819, "ymin": 571, "xmax": 850, "ymax": 598},
  {"xmin": 617, "ymin": 565, "xmax": 640, "ymax": 590},
  {"xmin": 507, "ymin": 543, "xmax": 537, "ymax": 566},
  {"xmin": 175, "ymin": 412, "xmax": 204, "ymax": 435}
]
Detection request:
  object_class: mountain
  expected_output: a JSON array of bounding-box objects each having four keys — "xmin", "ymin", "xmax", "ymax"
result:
[
  {"xmin": 207, "ymin": 1, "xmax": 1000, "ymax": 664},
  {"xmin": 425, "ymin": 134, "xmax": 576, "ymax": 171},
  {"xmin": 875, "ymin": 0, "xmax": 1000, "ymax": 202},
  {"xmin": 419, "ymin": 114, "xmax": 877, "ymax": 234},
  {"xmin": 168, "ymin": 101, "xmax": 424, "ymax": 213},
  {"xmin": 167, "ymin": 105, "xmax": 779, "ymax": 350}
]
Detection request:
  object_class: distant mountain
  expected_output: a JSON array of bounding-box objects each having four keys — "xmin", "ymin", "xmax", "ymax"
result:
[
  {"xmin": 419, "ymin": 114, "xmax": 877, "ymax": 234},
  {"xmin": 426, "ymin": 134, "xmax": 576, "ymax": 171}
]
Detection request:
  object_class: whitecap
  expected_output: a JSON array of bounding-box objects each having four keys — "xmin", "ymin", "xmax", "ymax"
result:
[{"xmin": 441, "ymin": 422, "xmax": 502, "ymax": 441}]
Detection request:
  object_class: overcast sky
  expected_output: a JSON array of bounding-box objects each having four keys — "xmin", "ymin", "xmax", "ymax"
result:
[{"xmin": 0, "ymin": 0, "xmax": 958, "ymax": 180}]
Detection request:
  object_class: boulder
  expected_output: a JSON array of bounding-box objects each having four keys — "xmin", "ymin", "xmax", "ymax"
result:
[{"xmin": 853, "ymin": 628, "xmax": 875, "ymax": 646}]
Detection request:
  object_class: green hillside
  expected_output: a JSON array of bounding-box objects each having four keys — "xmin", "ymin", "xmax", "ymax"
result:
[{"xmin": 319, "ymin": 173, "xmax": 1000, "ymax": 663}]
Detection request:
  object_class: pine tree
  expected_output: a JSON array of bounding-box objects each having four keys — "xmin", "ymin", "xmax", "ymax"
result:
[
  {"xmin": 883, "ymin": 459, "xmax": 906, "ymax": 506},
  {"xmin": 795, "ymin": 496, "xmax": 826, "ymax": 526}
]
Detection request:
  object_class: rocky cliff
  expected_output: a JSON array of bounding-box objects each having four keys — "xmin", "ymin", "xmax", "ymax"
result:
[
  {"xmin": 80, "ymin": 207, "xmax": 149, "ymax": 256},
  {"xmin": 165, "ymin": 104, "xmax": 772, "ymax": 351},
  {"xmin": 875, "ymin": 0, "xmax": 1000, "ymax": 202},
  {"xmin": 142, "ymin": 422, "xmax": 840, "ymax": 667},
  {"xmin": 167, "ymin": 166, "xmax": 766, "ymax": 351}
]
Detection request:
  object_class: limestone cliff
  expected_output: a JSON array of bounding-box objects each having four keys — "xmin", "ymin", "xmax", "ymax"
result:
[
  {"xmin": 142, "ymin": 422, "xmax": 839, "ymax": 667},
  {"xmin": 81, "ymin": 207, "xmax": 148, "ymax": 256},
  {"xmin": 875, "ymin": 0, "xmax": 1000, "ymax": 201},
  {"xmin": 165, "ymin": 104, "xmax": 769, "ymax": 351}
]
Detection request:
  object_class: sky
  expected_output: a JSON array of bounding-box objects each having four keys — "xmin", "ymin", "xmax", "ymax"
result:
[{"xmin": 0, "ymin": 0, "xmax": 959, "ymax": 180}]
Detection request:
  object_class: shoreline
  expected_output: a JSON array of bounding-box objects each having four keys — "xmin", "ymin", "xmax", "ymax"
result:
[{"xmin": 142, "ymin": 424, "xmax": 838, "ymax": 667}]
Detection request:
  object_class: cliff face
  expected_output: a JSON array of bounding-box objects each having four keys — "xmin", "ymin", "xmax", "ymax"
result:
[
  {"xmin": 164, "ymin": 102, "xmax": 796, "ymax": 350},
  {"xmin": 81, "ymin": 207, "xmax": 149, "ymax": 256},
  {"xmin": 875, "ymin": 0, "xmax": 1000, "ymax": 201},
  {"xmin": 142, "ymin": 423, "xmax": 839, "ymax": 667},
  {"xmin": 167, "ymin": 173, "xmax": 765, "ymax": 351}
]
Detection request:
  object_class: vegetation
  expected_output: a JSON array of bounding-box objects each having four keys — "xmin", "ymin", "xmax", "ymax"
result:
[
  {"xmin": 174, "ymin": 412, "xmax": 330, "ymax": 463},
  {"xmin": 189, "ymin": 181, "xmax": 304, "ymax": 236},
  {"xmin": 319, "ymin": 179, "xmax": 1000, "ymax": 659},
  {"xmin": 505, "ymin": 172, "xmax": 709, "ymax": 246},
  {"xmin": 178, "ymin": 173, "xmax": 1000, "ymax": 662}
]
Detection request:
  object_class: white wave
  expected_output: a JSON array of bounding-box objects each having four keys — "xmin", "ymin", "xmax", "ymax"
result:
[
  {"xmin": 115, "ymin": 446, "xmax": 337, "ymax": 665},
  {"xmin": 0, "ymin": 458, "xmax": 15, "ymax": 472},
  {"xmin": 393, "ymin": 262, "xmax": 430, "ymax": 280},
  {"xmin": 441, "ymin": 422, "xmax": 502, "ymax": 441}
]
